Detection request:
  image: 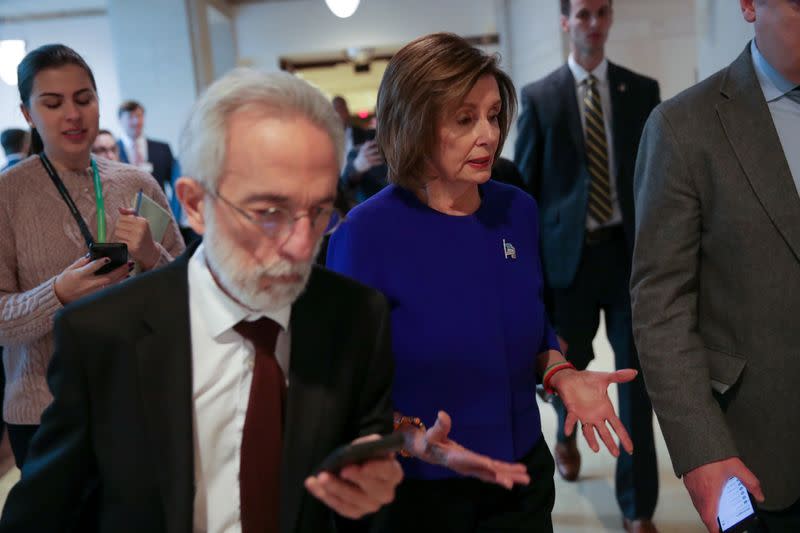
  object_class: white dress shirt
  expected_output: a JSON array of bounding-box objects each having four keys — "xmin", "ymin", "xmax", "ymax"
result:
[
  {"xmin": 188, "ymin": 244, "xmax": 292, "ymax": 533},
  {"xmin": 568, "ymin": 54, "xmax": 624, "ymax": 230},
  {"xmin": 121, "ymin": 134, "xmax": 153, "ymax": 173}
]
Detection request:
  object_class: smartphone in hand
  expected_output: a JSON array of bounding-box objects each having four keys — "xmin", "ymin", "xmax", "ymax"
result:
[
  {"xmin": 89, "ymin": 242, "xmax": 128, "ymax": 275},
  {"xmin": 314, "ymin": 433, "xmax": 404, "ymax": 475},
  {"xmin": 717, "ymin": 477, "xmax": 759, "ymax": 533}
]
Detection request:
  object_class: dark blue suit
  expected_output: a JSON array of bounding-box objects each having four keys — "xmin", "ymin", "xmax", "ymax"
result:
[
  {"xmin": 515, "ymin": 62, "xmax": 660, "ymax": 520},
  {"xmin": 117, "ymin": 138, "xmax": 174, "ymax": 191}
]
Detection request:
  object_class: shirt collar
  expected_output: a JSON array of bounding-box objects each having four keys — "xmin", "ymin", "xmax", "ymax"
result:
[
  {"xmin": 568, "ymin": 54, "xmax": 609, "ymax": 86},
  {"xmin": 751, "ymin": 39, "xmax": 797, "ymax": 102},
  {"xmin": 122, "ymin": 134, "xmax": 144, "ymax": 148},
  {"xmin": 188, "ymin": 243, "xmax": 292, "ymax": 339}
]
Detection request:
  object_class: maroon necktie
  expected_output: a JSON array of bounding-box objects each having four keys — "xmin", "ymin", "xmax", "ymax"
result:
[{"xmin": 234, "ymin": 317, "xmax": 285, "ymax": 533}]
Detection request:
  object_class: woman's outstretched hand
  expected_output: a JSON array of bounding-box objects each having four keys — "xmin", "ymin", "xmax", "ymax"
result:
[
  {"xmin": 401, "ymin": 411, "xmax": 530, "ymax": 489},
  {"xmin": 551, "ymin": 368, "xmax": 638, "ymax": 456}
]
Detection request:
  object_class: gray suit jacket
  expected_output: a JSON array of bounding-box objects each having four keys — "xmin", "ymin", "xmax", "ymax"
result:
[{"xmin": 631, "ymin": 44, "xmax": 800, "ymax": 511}]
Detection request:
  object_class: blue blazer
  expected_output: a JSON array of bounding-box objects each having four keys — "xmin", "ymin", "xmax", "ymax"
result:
[
  {"xmin": 327, "ymin": 182, "xmax": 558, "ymax": 480},
  {"xmin": 117, "ymin": 138, "xmax": 174, "ymax": 191},
  {"xmin": 514, "ymin": 62, "xmax": 660, "ymax": 288}
]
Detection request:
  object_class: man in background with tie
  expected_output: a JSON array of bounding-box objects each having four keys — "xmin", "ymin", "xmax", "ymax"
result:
[
  {"xmin": 117, "ymin": 100, "xmax": 176, "ymax": 191},
  {"xmin": 0, "ymin": 69, "xmax": 401, "ymax": 533},
  {"xmin": 515, "ymin": 1, "xmax": 660, "ymax": 531}
]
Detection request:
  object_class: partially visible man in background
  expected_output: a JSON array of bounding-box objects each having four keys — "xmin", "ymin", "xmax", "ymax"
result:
[
  {"xmin": 117, "ymin": 100, "xmax": 175, "ymax": 191},
  {"xmin": 91, "ymin": 129, "xmax": 120, "ymax": 161},
  {"xmin": 1, "ymin": 129, "xmax": 30, "ymax": 171},
  {"xmin": 515, "ymin": 1, "xmax": 661, "ymax": 531}
]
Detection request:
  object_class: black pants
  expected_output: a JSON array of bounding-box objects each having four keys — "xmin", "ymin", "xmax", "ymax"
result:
[
  {"xmin": 757, "ymin": 496, "xmax": 800, "ymax": 532},
  {"xmin": 371, "ymin": 436, "xmax": 555, "ymax": 532},
  {"xmin": 549, "ymin": 228, "xmax": 658, "ymax": 520},
  {"xmin": 7, "ymin": 423, "xmax": 38, "ymax": 469}
]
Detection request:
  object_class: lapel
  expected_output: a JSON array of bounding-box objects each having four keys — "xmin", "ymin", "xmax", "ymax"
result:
[
  {"xmin": 716, "ymin": 47, "xmax": 800, "ymax": 262},
  {"xmin": 607, "ymin": 61, "xmax": 628, "ymax": 181},
  {"xmin": 280, "ymin": 268, "xmax": 335, "ymax": 533},
  {"xmin": 135, "ymin": 246, "xmax": 196, "ymax": 533},
  {"xmin": 116, "ymin": 140, "xmax": 130, "ymax": 164},
  {"xmin": 552, "ymin": 64, "xmax": 585, "ymax": 158},
  {"xmin": 147, "ymin": 139, "xmax": 158, "ymax": 166}
]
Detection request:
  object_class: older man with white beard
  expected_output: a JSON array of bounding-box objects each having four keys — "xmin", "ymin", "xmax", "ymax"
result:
[{"xmin": 0, "ymin": 69, "xmax": 402, "ymax": 533}]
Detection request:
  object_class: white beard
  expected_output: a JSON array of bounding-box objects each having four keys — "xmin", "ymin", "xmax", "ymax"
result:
[{"xmin": 203, "ymin": 207, "xmax": 320, "ymax": 312}]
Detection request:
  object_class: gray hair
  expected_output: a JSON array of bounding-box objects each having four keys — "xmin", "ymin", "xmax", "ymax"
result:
[{"xmin": 179, "ymin": 68, "xmax": 344, "ymax": 189}]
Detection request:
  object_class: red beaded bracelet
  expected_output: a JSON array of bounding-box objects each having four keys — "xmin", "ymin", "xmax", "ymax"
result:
[
  {"xmin": 543, "ymin": 361, "xmax": 576, "ymax": 395},
  {"xmin": 393, "ymin": 414, "xmax": 426, "ymax": 457}
]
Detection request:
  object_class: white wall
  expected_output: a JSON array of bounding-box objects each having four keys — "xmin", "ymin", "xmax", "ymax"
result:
[
  {"xmin": 502, "ymin": 0, "xmax": 563, "ymax": 157},
  {"xmin": 235, "ymin": 0, "xmax": 500, "ymax": 72},
  {"xmin": 0, "ymin": 0, "xmax": 105, "ymax": 17},
  {"xmin": 0, "ymin": 12, "xmax": 122, "ymax": 161},
  {"xmin": 208, "ymin": 4, "xmax": 238, "ymax": 80},
  {"xmin": 106, "ymin": 0, "xmax": 198, "ymax": 150},
  {"xmin": 696, "ymin": 0, "xmax": 753, "ymax": 82},
  {"xmin": 606, "ymin": 0, "xmax": 696, "ymax": 100}
]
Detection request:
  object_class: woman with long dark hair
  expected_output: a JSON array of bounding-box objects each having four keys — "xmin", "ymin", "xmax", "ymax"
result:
[{"xmin": 0, "ymin": 44, "xmax": 184, "ymax": 467}]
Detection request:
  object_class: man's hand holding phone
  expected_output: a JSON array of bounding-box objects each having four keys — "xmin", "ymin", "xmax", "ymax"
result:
[
  {"xmin": 683, "ymin": 456, "xmax": 764, "ymax": 532},
  {"xmin": 304, "ymin": 434, "xmax": 403, "ymax": 519},
  {"xmin": 54, "ymin": 253, "xmax": 133, "ymax": 305}
]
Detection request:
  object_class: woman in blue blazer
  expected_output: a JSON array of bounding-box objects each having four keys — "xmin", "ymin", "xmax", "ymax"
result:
[{"xmin": 327, "ymin": 32, "xmax": 636, "ymax": 531}]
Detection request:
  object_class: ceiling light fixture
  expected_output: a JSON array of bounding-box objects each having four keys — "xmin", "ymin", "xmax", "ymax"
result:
[
  {"xmin": 0, "ymin": 40, "xmax": 26, "ymax": 86},
  {"xmin": 324, "ymin": 0, "xmax": 360, "ymax": 18}
]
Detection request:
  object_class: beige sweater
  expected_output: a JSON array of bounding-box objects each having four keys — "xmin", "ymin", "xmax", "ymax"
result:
[{"xmin": 0, "ymin": 155, "xmax": 186, "ymax": 424}]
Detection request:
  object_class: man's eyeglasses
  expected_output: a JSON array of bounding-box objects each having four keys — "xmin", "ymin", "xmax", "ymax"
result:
[{"xmin": 204, "ymin": 187, "xmax": 345, "ymax": 244}]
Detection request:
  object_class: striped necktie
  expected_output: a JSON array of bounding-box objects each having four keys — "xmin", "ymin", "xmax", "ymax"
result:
[{"xmin": 583, "ymin": 75, "xmax": 613, "ymax": 224}]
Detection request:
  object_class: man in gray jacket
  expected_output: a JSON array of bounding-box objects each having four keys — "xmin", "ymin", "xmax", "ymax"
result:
[{"xmin": 631, "ymin": 0, "xmax": 800, "ymax": 531}]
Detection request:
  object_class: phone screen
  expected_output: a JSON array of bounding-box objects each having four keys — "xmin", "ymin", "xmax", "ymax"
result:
[{"xmin": 717, "ymin": 477, "xmax": 756, "ymax": 531}]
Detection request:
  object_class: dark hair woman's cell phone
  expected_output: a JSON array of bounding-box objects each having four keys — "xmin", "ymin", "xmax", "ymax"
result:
[
  {"xmin": 314, "ymin": 433, "xmax": 404, "ymax": 475},
  {"xmin": 89, "ymin": 243, "xmax": 128, "ymax": 275}
]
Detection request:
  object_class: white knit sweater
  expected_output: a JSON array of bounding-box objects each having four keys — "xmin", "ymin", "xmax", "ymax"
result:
[{"xmin": 0, "ymin": 155, "xmax": 185, "ymax": 424}]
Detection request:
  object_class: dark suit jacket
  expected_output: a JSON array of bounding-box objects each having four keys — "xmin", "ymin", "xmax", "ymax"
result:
[
  {"xmin": 631, "ymin": 45, "xmax": 800, "ymax": 510},
  {"xmin": 514, "ymin": 62, "xmax": 660, "ymax": 289},
  {"xmin": 340, "ymin": 147, "xmax": 387, "ymax": 207},
  {"xmin": 117, "ymin": 138, "xmax": 175, "ymax": 191},
  {"xmin": 0, "ymin": 245, "xmax": 394, "ymax": 532}
]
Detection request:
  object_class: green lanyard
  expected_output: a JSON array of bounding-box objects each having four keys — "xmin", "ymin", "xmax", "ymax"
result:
[{"xmin": 90, "ymin": 158, "xmax": 106, "ymax": 243}]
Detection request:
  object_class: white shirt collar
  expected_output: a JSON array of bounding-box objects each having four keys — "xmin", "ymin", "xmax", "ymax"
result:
[
  {"xmin": 188, "ymin": 243, "xmax": 292, "ymax": 340},
  {"xmin": 568, "ymin": 54, "xmax": 609, "ymax": 86},
  {"xmin": 121, "ymin": 133, "xmax": 145, "ymax": 150}
]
